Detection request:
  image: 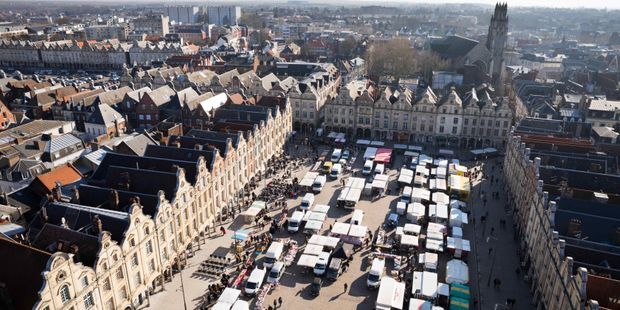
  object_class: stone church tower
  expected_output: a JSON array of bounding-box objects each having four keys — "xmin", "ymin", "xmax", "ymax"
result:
[{"xmin": 486, "ymin": 3, "xmax": 508, "ymax": 95}]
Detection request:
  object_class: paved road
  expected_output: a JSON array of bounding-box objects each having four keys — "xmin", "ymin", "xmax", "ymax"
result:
[{"xmin": 466, "ymin": 159, "xmax": 534, "ymax": 310}]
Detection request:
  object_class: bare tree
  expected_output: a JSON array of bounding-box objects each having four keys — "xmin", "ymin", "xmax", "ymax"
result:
[{"xmin": 365, "ymin": 38, "xmax": 448, "ymax": 83}]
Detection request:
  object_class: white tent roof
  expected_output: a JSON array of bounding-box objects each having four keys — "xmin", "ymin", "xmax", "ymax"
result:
[
  {"xmin": 212, "ymin": 303, "xmax": 231, "ymax": 310},
  {"xmin": 308, "ymin": 235, "xmax": 340, "ymax": 248},
  {"xmin": 412, "ymin": 188, "xmax": 431, "ymax": 201},
  {"xmin": 408, "ymin": 203, "xmax": 426, "ymax": 217},
  {"xmin": 308, "ymin": 212, "xmax": 327, "ymax": 222},
  {"xmin": 331, "ymin": 222, "xmax": 350, "ymax": 235},
  {"xmin": 305, "ymin": 220, "xmax": 323, "ymax": 231},
  {"xmin": 297, "ymin": 254, "xmax": 319, "ymax": 267},
  {"xmin": 432, "ymin": 192, "xmax": 450, "ymax": 205},
  {"xmin": 426, "ymin": 239, "xmax": 444, "ymax": 252},
  {"xmin": 241, "ymin": 206, "xmax": 262, "ymax": 217},
  {"xmin": 452, "ymin": 226, "xmax": 463, "ymax": 238},
  {"xmin": 437, "ymin": 283, "xmax": 450, "ymax": 297},
  {"xmin": 429, "ymin": 204, "xmax": 449, "ymax": 219},
  {"xmin": 412, "ymin": 271, "xmax": 438, "ymax": 298},
  {"xmin": 449, "ymin": 208, "xmax": 469, "ymax": 227},
  {"xmin": 231, "ymin": 300, "xmax": 250, "ymax": 310},
  {"xmin": 404, "ymin": 223, "xmax": 421, "ymax": 235},
  {"xmin": 401, "ymin": 234, "xmax": 418, "ymax": 246},
  {"xmin": 348, "ymin": 224, "xmax": 368, "ymax": 238},
  {"xmin": 427, "ymin": 222, "xmax": 447, "ymax": 234},
  {"xmin": 313, "ymin": 204, "xmax": 330, "ymax": 214},
  {"xmin": 447, "ymin": 237, "xmax": 471, "ymax": 252},
  {"xmin": 418, "ymin": 252, "xmax": 438, "ymax": 270},
  {"xmin": 449, "ymin": 200, "xmax": 466, "ymax": 209},
  {"xmin": 409, "ymin": 298, "xmax": 432, "ymax": 310},
  {"xmin": 303, "ymin": 244, "xmax": 324, "ymax": 256},
  {"xmin": 446, "ymin": 259, "xmax": 469, "ymax": 284},
  {"xmin": 217, "ymin": 287, "xmax": 241, "ymax": 305}
]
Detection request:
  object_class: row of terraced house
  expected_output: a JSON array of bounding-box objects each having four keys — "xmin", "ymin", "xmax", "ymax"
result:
[{"xmin": 1, "ymin": 89, "xmax": 292, "ymax": 310}]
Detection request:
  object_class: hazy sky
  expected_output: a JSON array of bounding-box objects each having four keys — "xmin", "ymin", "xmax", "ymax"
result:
[{"xmin": 415, "ymin": 0, "xmax": 620, "ymax": 9}]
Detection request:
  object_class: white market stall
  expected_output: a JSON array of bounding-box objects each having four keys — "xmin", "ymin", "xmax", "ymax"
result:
[
  {"xmin": 303, "ymin": 244, "xmax": 325, "ymax": 256},
  {"xmin": 217, "ymin": 287, "xmax": 241, "ymax": 306},
  {"xmin": 240, "ymin": 203, "xmax": 264, "ymax": 224},
  {"xmin": 449, "ymin": 208, "xmax": 469, "ymax": 227},
  {"xmin": 418, "ymin": 253, "xmax": 438, "ymax": 271},
  {"xmin": 411, "ymin": 187, "xmax": 431, "ymax": 203},
  {"xmin": 313, "ymin": 204, "xmax": 330, "ymax": 214},
  {"xmin": 404, "ymin": 223, "xmax": 422, "ymax": 236},
  {"xmin": 376, "ymin": 277, "xmax": 405, "ymax": 310},
  {"xmin": 299, "ymin": 172, "xmax": 319, "ymax": 189},
  {"xmin": 429, "ymin": 204, "xmax": 449, "ymax": 224},
  {"xmin": 451, "ymin": 226, "xmax": 463, "ymax": 238},
  {"xmin": 400, "ymin": 234, "xmax": 419, "ymax": 248},
  {"xmin": 330, "ymin": 222, "xmax": 350, "ymax": 237},
  {"xmin": 429, "ymin": 178, "xmax": 447, "ymax": 192},
  {"xmin": 308, "ymin": 235, "xmax": 340, "ymax": 249},
  {"xmin": 304, "ymin": 220, "xmax": 324, "ymax": 234},
  {"xmin": 412, "ymin": 271, "xmax": 438, "ymax": 300},
  {"xmin": 398, "ymin": 168, "xmax": 414, "ymax": 186},
  {"xmin": 408, "ymin": 298, "xmax": 432, "ymax": 310},
  {"xmin": 446, "ymin": 259, "xmax": 469, "ymax": 285},
  {"xmin": 431, "ymin": 192, "xmax": 450, "ymax": 205},
  {"xmin": 297, "ymin": 254, "xmax": 319, "ymax": 267},
  {"xmin": 396, "ymin": 201, "xmax": 408, "ymax": 216},
  {"xmin": 406, "ymin": 202, "xmax": 426, "ymax": 223},
  {"xmin": 447, "ymin": 237, "xmax": 471, "ymax": 259},
  {"xmin": 449, "ymin": 200, "xmax": 466, "ymax": 210},
  {"xmin": 364, "ymin": 147, "xmax": 378, "ymax": 160}
]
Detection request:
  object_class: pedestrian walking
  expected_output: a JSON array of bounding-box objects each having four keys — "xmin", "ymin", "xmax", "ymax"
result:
[
  {"xmin": 344, "ymin": 283, "xmax": 348, "ymax": 293},
  {"xmin": 278, "ymin": 297, "xmax": 282, "ymax": 307},
  {"xmin": 220, "ymin": 227, "xmax": 226, "ymax": 236},
  {"xmin": 488, "ymin": 247, "xmax": 493, "ymax": 256},
  {"xmin": 273, "ymin": 299, "xmax": 278, "ymax": 309}
]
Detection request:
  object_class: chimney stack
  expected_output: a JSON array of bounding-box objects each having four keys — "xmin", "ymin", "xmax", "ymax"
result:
[
  {"xmin": 109, "ymin": 189, "xmax": 120, "ymax": 210},
  {"xmin": 91, "ymin": 215, "xmax": 102, "ymax": 236},
  {"xmin": 70, "ymin": 186, "xmax": 80, "ymax": 204},
  {"xmin": 53, "ymin": 181, "xmax": 63, "ymax": 201}
]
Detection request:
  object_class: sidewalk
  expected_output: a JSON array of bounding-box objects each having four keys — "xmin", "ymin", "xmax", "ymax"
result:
[{"xmin": 466, "ymin": 159, "xmax": 533, "ymax": 309}]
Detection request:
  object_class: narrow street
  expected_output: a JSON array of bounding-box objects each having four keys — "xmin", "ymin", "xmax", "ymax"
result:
[{"xmin": 467, "ymin": 159, "xmax": 533, "ymax": 309}]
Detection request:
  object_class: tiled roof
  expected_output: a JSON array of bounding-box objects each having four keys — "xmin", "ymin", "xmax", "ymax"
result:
[{"xmin": 31, "ymin": 164, "xmax": 83, "ymax": 196}]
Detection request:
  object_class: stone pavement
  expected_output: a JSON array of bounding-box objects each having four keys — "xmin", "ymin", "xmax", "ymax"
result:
[{"xmin": 466, "ymin": 158, "xmax": 534, "ymax": 310}]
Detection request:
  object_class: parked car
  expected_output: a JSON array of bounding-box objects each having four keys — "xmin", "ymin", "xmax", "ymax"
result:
[
  {"xmin": 267, "ymin": 262, "xmax": 286, "ymax": 283},
  {"xmin": 341, "ymin": 150, "xmax": 350, "ymax": 160},
  {"xmin": 310, "ymin": 277, "xmax": 322, "ymax": 297}
]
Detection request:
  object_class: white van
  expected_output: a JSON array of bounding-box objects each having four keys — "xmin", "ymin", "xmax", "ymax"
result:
[
  {"xmin": 313, "ymin": 251, "xmax": 331, "ymax": 276},
  {"xmin": 350, "ymin": 209, "xmax": 364, "ymax": 225},
  {"xmin": 245, "ymin": 267, "xmax": 266, "ymax": 296},
  {"xmin": 366, "ymin": 258, "xmax": 385, "ymax": 289},
  {"xmin": 401, "ymin": 186, "xmax": 413, "ymax": 203},
  {"xmin": 362, "ymin": 160, "xmax": 374, "ymax": 175},
  {"xmin": 312, "ymin": 175, "xmax": 327, "ymax": 193},
  {"xmin": 288, "ymin": 211, "xmax": 305, "ymax": 233},
  {"xmin": 331, "ymin": 148, "xmax": 342, "ymax": 162},
  {"xmin": 263, "ymin": 242, "xmax": 284, "ymax": 269},
  {"xmin": 330, "ymin": 163, "xmax": 342, "ymax": 179},
  {"xmin": 374, "ymin": 163, "xmax": 385, "ymax": 175},
  {"xmin": 267, "ymin": 261, "xmax": 286, "ymax": 283},
  {"xmin": 300, "ymin": 193, "xmax": 315, "ymax": 211}
]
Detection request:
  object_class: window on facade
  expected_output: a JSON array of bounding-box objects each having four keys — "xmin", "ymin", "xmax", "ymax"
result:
[
  {"xmin": 403, "ymin": 123, "xmax": 408, "ymax": 130},
  {"xmin": 479, "ymin": 128, "xmax": 483, "ymax": 135},
  {"xmin": 420, "ymin": 124, "xmax": 425, "ymax": 131},
  {"xmin": 383, "ymin": 112, "xmax": 388, "ymax": 119},
  {"xmin": 138, "ymin": 115, "xmax": 144, "ymax": 120},
  {"xmin": 129, "ymin": 238, "xmax": 136, "ymax": 247},
  {"xmin": 134, "ymin": 272, "xmax": 141, "ymax": 285},
  {"xmin": 383, "ymin": 120, "xmax": 388, "ymax": 128},
  {"xmin": 480, "ymin": 119, "xmax": 485, "ymax": 126},
  {"xmin": 146, "ymin": 115, "xmax": 152, "ymax": 121},
  {"xmin": 116, "ymin": 268, "xmax": 124, "ymax": 279},
  {"xmin": 103, "ymin": 278, "xmax": 111, "ymax": 291},
  {"xmin": 453, "ymin": 118, "xmax": 458, "ymax": 124},
  {"xmin": 502, "ymin": 129, "xmax": 507, "ymax": 136},
  {"xmin": 439, "ymin": 126, "xmax": 444, "ymax": 133},
  {"xmin": 80, "ymin": 276, "xmax": 89, "ymax": 288},
  {"xmin": 146, "ymin": 240, "xmax": 153, "ymax": 254},
  {"xmin": 149, "ymin": 259, "xmax": 156, "ymax": 272},
  {"xmin": 393, "ymin": 121, "xmax": 398, "ymax": 129},
  {"xmin": 472, "ymin": 119, "xmax": 477, "ymax": 125},
  {"xmin": 60, "ymin": 285, "xmax": 71, "ymax": 303},
  {"xmin": 504, "ymin": 120, "xmax": 509, "ymax": 127},
  {"xmin": 495, "ymin": 121, "xmax": 500, "ymax": 127},
  {"xmin": 294, "ymin": 111, "xmax": 300, "ymax": 118},
  {"xmin": 374, "ymin": 120, "xmax": 380, "ymax": 127},
  {"xmin": 494, "ymin": 129, "xmax": 500, "ymax": 136},
  {"xmin": 84, "ymin": 292, "xmax": 95, "ymax": 309},
  {"xmin": 452, "ymin": 127, "xmax": 457, "ymax": 134},
  {"xmin": 487, "ymin": 128, "xmax": 492, "ymax": 136},
  {"xmin": 120, "ymin": 287, "xmax": 128, "ymax": 299},
  {"xmin": 464, "ymin": 118, "xmax": 469, "ymax": 125},
  {"xmin": 302, "ymin": 112, "xmax": 308, "ymax": 118},
  {"xmin": 440, "ymin": 116, "xmax": 445, "ymax": 124},
  {"xmin": 309, "ymin": 112, "xmax": 314, "ymax": 118}
]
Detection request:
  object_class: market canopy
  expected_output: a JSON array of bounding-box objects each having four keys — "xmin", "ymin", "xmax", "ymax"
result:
[
  {"xmin": 450, "ymin": 283, "xmax": 470, "ymax": 300},
  {"xmin": 217, "ymin": 287, "xmax": 241, "ymax": 305},
  {"xmin": 308, "ymin": 235, "xmax": 340, "ymax": 248},
  {"xmin": 297, "ymin": 254, "xmax": 319, "ymax": 267},
  {"xmin": 303, "ymin": 244, "xmax": 324, "ymax": 256},
  {"xmin": 348, "ymin": 224, "xmax": 368, "ymax": 238},
  {"xmin": 304, "ymin": 220, "xmax": 324, "ymax": 231},
  {"xmin": 408, "ymin": 145, "xmax": 423, "ymax": 152},
  {"xmin": 356, "ymin": 139, "xmax": 371, "ymax": 145},
  {"xmin": 446, "ymin": 259, "xmax": 469, "ymax": 284},
  {"xmin": 394, "ymin": 144, "xmax": 408, "ymax": 150},
  {"xmin": 331, "ymin": 222, "xmax": 350, "ymax": 235},
  {"xmin": 232, "ymin": 230, "xmax": 250, "ymax": 241}
]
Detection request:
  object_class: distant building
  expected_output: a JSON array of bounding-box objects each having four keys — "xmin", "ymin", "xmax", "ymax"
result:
[
  {"xmin": 84, "ymin": 24, "xmax": 129, "ymax": 41},
  {"xmin": 132, "ymin": 14, "xmax": 170, "ymax": 36},
  {"xmin": 165, "ymin": 6, "xmax": 201, "ymax": 24},
  {"xmin": 208, "ymin": 6, "xmax": 241, "ymax": 25}
]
